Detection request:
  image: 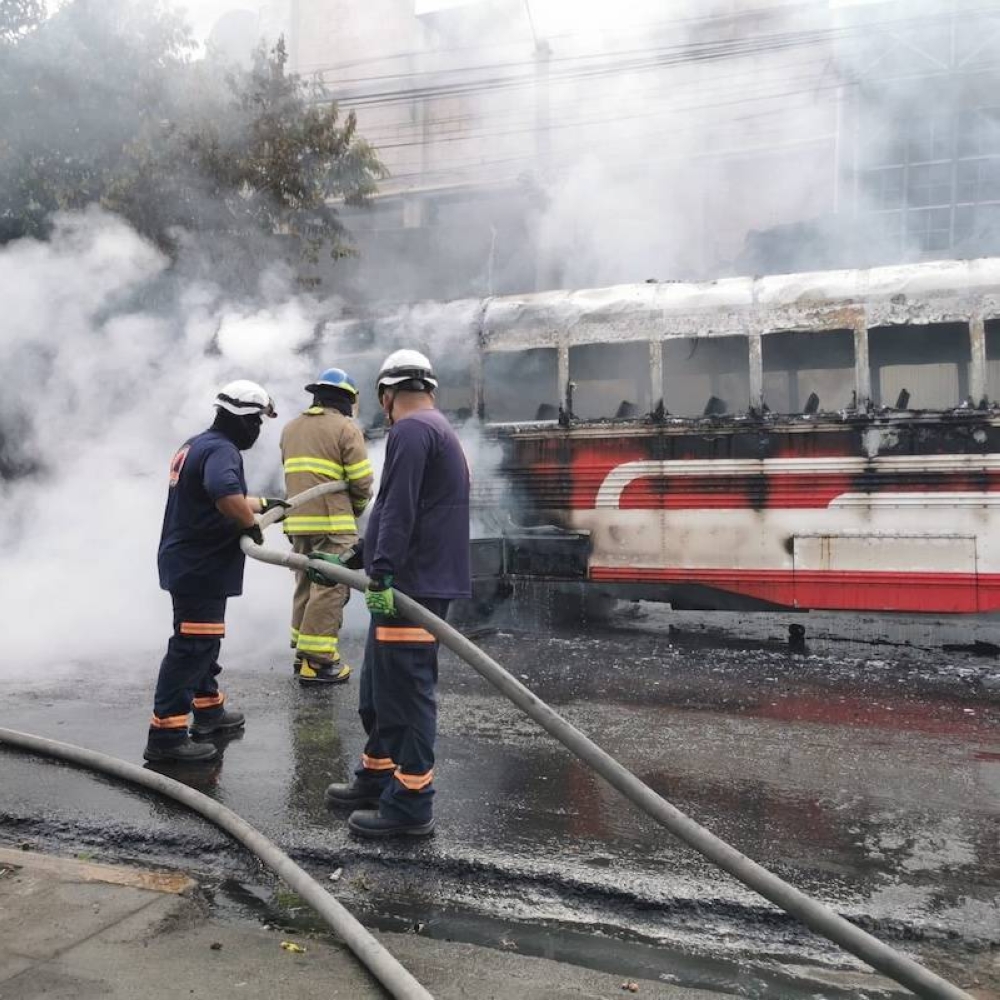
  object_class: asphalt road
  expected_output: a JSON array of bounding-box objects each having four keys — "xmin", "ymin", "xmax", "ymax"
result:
[{"xmin": 0, "ymin": 602, "xmax": 997, "ymax": 999}]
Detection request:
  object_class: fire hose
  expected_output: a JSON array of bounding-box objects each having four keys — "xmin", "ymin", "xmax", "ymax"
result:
[
  {"xmin": 246, "ymin": 481, "xmax": 975, "ymax": 1000},
  {"xmin": 0, "ymin": 480, "xmax": 975, "ymax": 1000}
]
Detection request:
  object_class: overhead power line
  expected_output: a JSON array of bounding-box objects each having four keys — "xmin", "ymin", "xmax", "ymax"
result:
[
  {"xmin": 310, "ymin": 4, "xmax": 1000, "ymax": 100},
  {"xmin": 356, "ymin": 58, "xmax": 840, "ymax": 146}
]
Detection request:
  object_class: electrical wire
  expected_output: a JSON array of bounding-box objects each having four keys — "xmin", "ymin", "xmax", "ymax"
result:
[
  {"xmin": 306, "ymin": 4, "xmax": 1000, "ymax": 97},
  {"xmin": 292, "ymin": 0, "xmax": 861, "ymax": 78},
  {"xmin": 307, "ymin": 6, "xmax": 1000, "ymax": 171},
  {"xmin": 353, "ymin": 53, "xmax": 840, "ymax": 144},
  {"xmin": 365, "ymin": 79, "xmax": 839, "ymax": 152}
]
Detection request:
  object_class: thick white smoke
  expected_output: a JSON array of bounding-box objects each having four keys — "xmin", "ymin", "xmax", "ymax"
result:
[
  {"xmin": 0, "ymin": 207, "xmax": 498, "ymax": 680},
  {"xmin": 0, "ymin": 209, "xmax": 358, "ymax": 677}
]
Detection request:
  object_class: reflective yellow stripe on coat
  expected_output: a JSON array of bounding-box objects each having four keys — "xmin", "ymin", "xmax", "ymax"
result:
[
  {"xmin": 280, "ymin": 408, "xmax": 373, "ymax": 537},
  {"xmin": 283, "ymin": 455, "xmax": 345, "ymax": 479},
  {"xmin": 282, "ymin": 514, "xmax": 359, "ymax": 534},
  {"xmin": 344, "ymin": 458, "xmax": 374, "ymax": 482}
]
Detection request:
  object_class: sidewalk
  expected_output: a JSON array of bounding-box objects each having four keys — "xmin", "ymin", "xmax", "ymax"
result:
[{"xmin": 0, "ymin": 848, "xmax": 729, "ymax": 1000}]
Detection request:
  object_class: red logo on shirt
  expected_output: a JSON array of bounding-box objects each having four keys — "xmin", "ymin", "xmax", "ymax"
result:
[{"xmin": 169, "ymin": 445, "xmax": 190, "ymax": 487}]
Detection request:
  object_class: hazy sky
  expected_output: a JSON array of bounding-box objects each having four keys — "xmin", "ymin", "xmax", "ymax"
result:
[
  {"xmin": 175, "ymin": 0, "xmax": 244, "ymax": 41},
  {"xmin": 173, "ymin": 0, "xmax": 287, "ymax": 48}
]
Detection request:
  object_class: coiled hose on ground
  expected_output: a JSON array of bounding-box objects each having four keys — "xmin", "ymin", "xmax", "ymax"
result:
[{"xmin": 0, "ymin": 480, "xmax": 975, "ymax": 1000}]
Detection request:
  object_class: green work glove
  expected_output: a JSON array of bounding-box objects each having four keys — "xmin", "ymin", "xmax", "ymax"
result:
[
  {"xmin": 365, "ymin": 575, "xmax": 395, "ymax": 617},
  {"xmin": 259, "ymin": 496, "xmax": 292, "ymax": 520},
  {"xmin": 306, "ymin": 551, "xmax": 342, "ymax": 587}
]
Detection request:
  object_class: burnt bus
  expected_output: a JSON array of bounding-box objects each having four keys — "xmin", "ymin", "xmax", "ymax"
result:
[{"xmin": 322, "ymin": 258, "xmax": 1000, "ymax": 615}]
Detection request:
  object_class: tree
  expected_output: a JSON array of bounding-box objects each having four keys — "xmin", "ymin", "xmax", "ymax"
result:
[
  {"xmin": 0, "ymin": 0, "xmax": 44, "ymax": 43},
  {"xmin": 0, "ymin": 0, "xmax": 194, "ymax": 241},
  {"xmin": 105, "ymin": 37, "xmax": 387, "ymax": 285},
  {"xmin": 0, "ymin": 1, "xmax": 385, "ymax": 286}
]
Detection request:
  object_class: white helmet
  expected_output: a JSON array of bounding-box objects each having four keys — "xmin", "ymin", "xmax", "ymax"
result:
[
  {"xmin": 376, "ymin": 349, "xmax": 438, "ymax": 392},
  {"xmin": 215, "ymin": 379, "xmax": 277, "ymax": 418}
]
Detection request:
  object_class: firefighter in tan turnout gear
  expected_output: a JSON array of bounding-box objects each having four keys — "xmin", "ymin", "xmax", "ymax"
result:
[{"xmin": 280, "ymin": 368, "xmax": 374, "ymax": 684}]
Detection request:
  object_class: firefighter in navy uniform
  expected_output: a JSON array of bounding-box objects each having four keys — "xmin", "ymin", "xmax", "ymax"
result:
[
  {"xmin": 318, "ymin": 349, "xmax": 471, "ymax": 838},
  {"xmin": 280, "ymin": 368, "xmax": 373, "ymax": 685},
  {"xmin": 145, "ymin": 380, "xmax": 285, "ymax": 763}
]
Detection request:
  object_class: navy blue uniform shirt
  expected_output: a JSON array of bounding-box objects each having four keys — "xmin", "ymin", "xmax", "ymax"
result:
[
  {"xmin": 158, "ymin": 429, "xmax": 248, "ymax": 597},
  {"xmin": 364, "ymin": 409, "xmax": 471, "ymax": 599}
]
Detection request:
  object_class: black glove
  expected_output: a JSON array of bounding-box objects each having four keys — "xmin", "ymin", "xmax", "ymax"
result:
[
  {"xmin": 242, "ymin": 523, "xmax": 265, "ymax": 546},
  {"xmin": 259, "ymin": 496, "xmax": 292, "ymax": 520},
  {"xmin": 340, "ymin": 542, "xmax": 364, "ymax": 571}
]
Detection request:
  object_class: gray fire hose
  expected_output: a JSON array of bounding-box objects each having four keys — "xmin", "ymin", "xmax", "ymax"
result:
[
  {"xmin": 0, "ymin": 481, "xmax": 974, "ymax": 1000},
  {"xmin": 0, "ymin": 482, "xmax": 437, "ymax": 1000},
  {"xmin": 241, "ymin": 481, "xmax": 974, "ymax": 1000},
  {"xmin": 0, "ymin": 726, "xmax": 434, "ymax": 1000}
]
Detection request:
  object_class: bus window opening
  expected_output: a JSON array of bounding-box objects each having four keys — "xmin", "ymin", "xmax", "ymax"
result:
[
  {"xmin": 984, "ymin": 319, "xmax": 1000, "ymax": 405},
  {"xmin": 568, "ymin": 341, "xmax": 650, "ymax": 420},
  {"xmin": 762, "ymin": 329, "xmax": 855, "ymax": 415},
  {"xmin": 483, "ymin": 348, "xmax": 559, "ymax": 423},
  {"xmin": 869, "ymin": 322, "xmax": 970, "ymax": 409},
  {"xmin": 662, "ymin": 335, "xmax": 751, "ymax": 417}
]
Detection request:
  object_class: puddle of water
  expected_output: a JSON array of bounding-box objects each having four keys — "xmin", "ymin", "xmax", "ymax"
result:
[{"xmin": 210, "ymin": 876, "xmax": 908, "ymax": 1000}]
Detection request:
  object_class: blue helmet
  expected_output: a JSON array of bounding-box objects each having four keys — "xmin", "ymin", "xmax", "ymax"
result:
[{"xmin": 305, "ymin": 367, "xmax": 359, "ymax": 398}]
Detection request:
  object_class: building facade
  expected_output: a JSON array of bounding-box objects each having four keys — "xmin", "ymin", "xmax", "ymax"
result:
[{"xmin": 289, "ymin": 1, "xmax": 1000, "ymax": 302}]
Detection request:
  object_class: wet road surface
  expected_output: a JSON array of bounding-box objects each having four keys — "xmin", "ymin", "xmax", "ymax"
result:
[{"xmin": 0, "ymin": 604, "xmax": 998, "ymax": 998}]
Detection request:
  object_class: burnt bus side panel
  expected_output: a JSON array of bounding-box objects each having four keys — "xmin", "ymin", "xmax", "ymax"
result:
[{"xmin": 489, "ymin": 415, "xmax": 1000, "ymax": 614}]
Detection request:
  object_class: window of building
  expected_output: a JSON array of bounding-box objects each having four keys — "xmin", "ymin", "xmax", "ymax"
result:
[
  {"xmin": 861, "ymin": 103, "xmax": 1000, "ymax": 257},
  {"xmin": 868, "ymin": 323, "xmax": 970, "ymax": 409},
  {"xmin": 568, "ymin": 341, "xmax": 650, "ymax": 420},
  {"xmin": 762, "ymin": 330, "xmax": 855, "ymax": 414},
  {"xmin": 483, "ymin": 348, "xmax": 559, "ymax": 422},
  {"xmin": 662, "ymin": 336, "xmax": 751, "ymax": 417}
]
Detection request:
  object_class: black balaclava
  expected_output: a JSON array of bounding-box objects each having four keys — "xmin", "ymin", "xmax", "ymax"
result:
[
  {"xmin": 312, "ymin": 386, "xmax": 355, "ymax": 417},
  {"xmin": 212, "ymin": 409, "xmax": 262, "ymax": 451}
]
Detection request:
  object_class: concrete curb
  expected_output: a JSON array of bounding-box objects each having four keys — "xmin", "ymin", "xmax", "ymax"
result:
[{"xmin": 0, "ymin": 850, "xmax": 732, "ymax": 1000}]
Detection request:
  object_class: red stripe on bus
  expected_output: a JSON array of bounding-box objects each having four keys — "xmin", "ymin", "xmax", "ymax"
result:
[
  {"xmin": 518, "ymin": 466, "xmax": 1000, "ymax": 510},
  {"xmin": 589, "ymin": 566, "xmax": 1000, "ymax": 613},
  {"xmin": 619, "ymin": 473, "xmax": 1000, "ymax": 510},
  {"xmin": 618, "ymin": 474, "xmax": 855, "ymax": 509}
]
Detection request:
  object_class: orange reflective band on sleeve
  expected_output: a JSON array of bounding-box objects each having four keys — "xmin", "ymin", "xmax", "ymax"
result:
[
  {"xmin": 192, "ymin": 694, "xmax": 224, "ymax": 710},
  {"xmin": 179, "ymin": 621, "xmax": 226, "ymax": 637},
  {"xmin": 374, "ymin": 626, "xmax": 436, "ymax": 644},
  {"xmin": 361, "ymin": 753, "xmax": 397, "ymax": 771},
  {"xmin": 393, "ymin": 768, "xmax": 434, "ymax": 791},
  {"xmin": 150, "ymin": 714, "xmax": 189, "ymax": 730}
]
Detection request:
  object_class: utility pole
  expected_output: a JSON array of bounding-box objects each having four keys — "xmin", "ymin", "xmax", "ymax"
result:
[
  {"xmin": 525, "ymin": 0, "xmax": 553, "ymax": 290},
  {"xmin": 534, "ymin": 36, "xmax": 551, "ymax": 173},
  {"xmin": 289, "ymin": 0, "xmax": 300, "ymax": 72},
  {"xmin": 524, "ymin": 0, "xmax": 550, "ymax": 172}
]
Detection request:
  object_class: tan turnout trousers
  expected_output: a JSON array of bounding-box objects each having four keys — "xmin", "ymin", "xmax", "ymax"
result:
[{"xmin": 290, "ymin": 534, "xmax": 357, "ymax": 666}]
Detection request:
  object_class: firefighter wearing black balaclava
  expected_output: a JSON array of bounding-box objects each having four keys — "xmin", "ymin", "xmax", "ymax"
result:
[
  {"xmin": 314, "ymin": 350, "xmax": 471, "ymax": 838},
  {"xmin": 144, "ymin": 380, "xmax": 287, "ymax": 764}
]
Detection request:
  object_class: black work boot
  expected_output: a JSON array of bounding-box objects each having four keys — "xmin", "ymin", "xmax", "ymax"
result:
[
  {"xmin": 324, "ymin": 780, "xmax": 384, "ymax": 810},
  {"xmin": 191, "ymin": 708, "xmax": 246, "ymax": 738},
  {"xmin": 143, "ymin": 737, "xmax": 218, "ymax": 763},
  {"xmin": 347, "ymin": 809, "xmax": 435, "ymax": 839},
  {"xmin": 292, "ymin": 657, "xmax": 302, "ymax": 676},
  {"xmin": 298, "ymin": 658, "xmax": 351, "ymax": 686}
]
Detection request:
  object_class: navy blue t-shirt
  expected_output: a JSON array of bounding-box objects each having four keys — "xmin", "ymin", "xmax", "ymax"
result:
[
  {"xmin": 364, "ymin": 409, "xmax": 471, "ymax": 599},
  {"xmin": 157, "ymin": 429, "xmax": 248, "ymax": 597}
]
